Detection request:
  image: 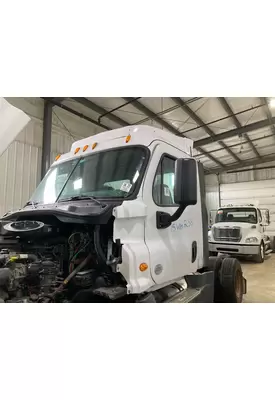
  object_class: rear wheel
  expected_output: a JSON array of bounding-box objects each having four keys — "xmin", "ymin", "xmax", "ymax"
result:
[
  {"xmin": 254, "ymin": 241, "xmax": 265, "ymax": 263},
  {"xmin": 216, "ymin": 257, "xmax": 244, "ymax": 303},
  {"xmin": 207, "ymin": 256, "xmax": 222, "ymax": 302}
]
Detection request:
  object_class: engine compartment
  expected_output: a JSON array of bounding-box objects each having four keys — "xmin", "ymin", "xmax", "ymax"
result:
[{"xmin": 0, "ymin": 216, "xmax": 125, "ymax": 303}]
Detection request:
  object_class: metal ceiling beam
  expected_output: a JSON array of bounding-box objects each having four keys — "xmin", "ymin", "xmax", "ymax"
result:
[
  {"xmin": 98, "ymin": 97, "xmax": 141, "ymax": 123},
  {"xmin": 135, "ymin": 97, "xmax": 203, "ymax": 125},
  {"xmin": 194, "ymin": 131, "xmax": 275, "ymax": 158},
  {"xmin": 71, "ymin": 97, "xmax": 128, "ymax": 127},
  {"xmin": 180, "ymin": 104, "xmax": 264, "ymax": 136},
  {"xmin": 205, "ymin": 151, "xmax": 275, "ymax": 175},
  {"xmin": 123, "ymin": 97, "xmax": 225, "ymax": 168},
  {"xmin": 260, "ymin": 97, "xmax": 275, "ymax": 139},
  {"xmin": 194, "ymin": 115, "xmax": 275, "ymax": 147},
  {"xmin": 171, "ymin": 97, "xmax": 242, "ymax": 163},
  {"xmin": 218, "ymin": 97, "xmax": 261, "ymax": 159},
  {"xmin": 41, "ymin": 98, "xmax": 110, "ymax": 130}
]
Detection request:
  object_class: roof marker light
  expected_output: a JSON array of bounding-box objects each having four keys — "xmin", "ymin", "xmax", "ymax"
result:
[
  {"xmin": 83, "ymin": 145, "xmax": 89, "ymax": 152},
  {"xmin": 55, "ymin": 154, "xmax": 61, "ymax": 161},
  {"xmin": 92, "ymin": 142, "xmax": 97, "ymax": 150},
  {"xmin": 125, "ymin": 134, "xmax": 131, "ymax": 143},
  {"xmin": 74, "ymin": 147, "xmax": 80, "ymax": 154}
]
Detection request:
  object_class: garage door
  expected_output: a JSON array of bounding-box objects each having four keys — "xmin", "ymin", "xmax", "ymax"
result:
[{"xmin": 220, "ymin": 180, "xmax": 275, "ymax": 236}]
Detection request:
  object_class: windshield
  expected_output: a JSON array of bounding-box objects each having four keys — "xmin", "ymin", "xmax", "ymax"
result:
[
  {"xmin": 30, "ymin": 147, "xmax": 148, "ymax": 205},
  {"xmin": 215, "ymin": 208, "xmax": 257, "ymax": 224}
]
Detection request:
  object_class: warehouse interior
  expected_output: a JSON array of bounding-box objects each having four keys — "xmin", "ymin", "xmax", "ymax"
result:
[{"xmin": 1, "ymin": 96, "xmax": 275, "ymax": 302}]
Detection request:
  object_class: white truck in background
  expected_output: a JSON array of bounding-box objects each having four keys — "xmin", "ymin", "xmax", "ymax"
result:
[{"xmin": 208, "ymin": 204, "xmax": 273, "ymax": 263}]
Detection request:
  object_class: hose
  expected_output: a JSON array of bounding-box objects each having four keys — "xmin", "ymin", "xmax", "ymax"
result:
[
  {"xmin": 47, "ymin": 253, "xmax": 92, "ymax": 299},
  {"xmin": 93, "ymin": 225, "xmax": 107, "ymax": 264}
]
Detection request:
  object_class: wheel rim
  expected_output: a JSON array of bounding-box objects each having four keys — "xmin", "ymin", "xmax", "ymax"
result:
[
  {"xmin": 261, "ymin": 243, "xmax": 264, "ymax": 259},
  {"xmin": 235, "ymin": 270, "xmax": 243, "ymax": 303}
]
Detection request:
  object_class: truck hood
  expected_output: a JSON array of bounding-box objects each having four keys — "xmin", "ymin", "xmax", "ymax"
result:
[{"xmin": 0, "ymin": 200, "xmax": 121, "ymax": 225}]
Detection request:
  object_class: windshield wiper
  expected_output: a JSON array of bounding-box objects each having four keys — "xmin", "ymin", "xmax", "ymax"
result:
[
  {"xmin": 58, "ymin": 195, "xmax": 104, "ymax": 206},
  {"xmin": 24, "ymin": 201, "xmax": 39, "ymax": 208}
]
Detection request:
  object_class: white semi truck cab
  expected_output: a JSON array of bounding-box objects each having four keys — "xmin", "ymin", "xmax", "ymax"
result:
[
  {"xmin": 209, "ymin": 204, "xmax": 272, "ymax": 263},
  {"xmin": 0, "ymin": 126, "xmax": 246, "ymax": 302}
]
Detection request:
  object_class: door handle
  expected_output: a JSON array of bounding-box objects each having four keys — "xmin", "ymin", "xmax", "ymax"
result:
[{"xmin": 192, "ymin": 241, "xmax": 197, "ymax": 263}]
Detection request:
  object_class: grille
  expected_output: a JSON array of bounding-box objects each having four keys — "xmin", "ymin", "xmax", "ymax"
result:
[{"xmin": 213, "ymin": 227, "xmax": 241, "ymax": 242}]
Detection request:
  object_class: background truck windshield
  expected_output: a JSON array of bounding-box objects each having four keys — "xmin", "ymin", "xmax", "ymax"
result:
[
  {"xmin": 215, "ymin": 208, "xmax": 257, "ymax": 224},
  {"xmin": 30, "ymin": 147, "xmax": 147, "ymax": 204}
]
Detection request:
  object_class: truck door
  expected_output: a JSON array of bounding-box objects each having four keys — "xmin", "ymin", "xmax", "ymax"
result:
[{"xmin": 143, "ymin": 143, "xmax": 203, "ymax": 286}]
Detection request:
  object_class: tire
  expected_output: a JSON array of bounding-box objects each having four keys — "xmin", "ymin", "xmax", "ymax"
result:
[
  {"xmin": 209, "ymin": 251, "xmax": 218, "ymax": 257},
  {"xmin": 254, "ymin": 241, "xmax": 265, "ymax": 263},
  {"xmin": 270, "ymin": 236, "xmax": 275, "ymax": 253},
  {"xmin": 207, "ymin": 256, "xmax": 222, "ymax": 274},
  {"xmin": 207, "ymin": 256, "xmax": 223, "ymax": 302},
  {"xmin": 217, "ymin": 257, "xmax": 244, "ymax": 303}
]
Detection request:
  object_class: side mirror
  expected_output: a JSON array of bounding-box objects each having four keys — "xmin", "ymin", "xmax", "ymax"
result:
[
  {"xmin": 260, "ymin": 209, "xmax": 270, "ymax": 226},
  {"xmin": 174, "ymin": 158, "xmax": 197, "ymax": 206},
  {"xmin": 156, "ymin": 158, "xmax": 198, "ymax": 230},
  {"xmin": 265, "ymin": 210, "xmax": 270, "ymax": 226}
]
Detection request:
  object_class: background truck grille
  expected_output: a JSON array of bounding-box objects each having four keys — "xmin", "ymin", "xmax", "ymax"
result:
[{"xmin": 213, "ymin": 227, "xmax": 241, "ymax": 242}]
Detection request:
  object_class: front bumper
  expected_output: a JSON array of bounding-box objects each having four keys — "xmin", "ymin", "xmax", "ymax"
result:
[{"xmin": 209, "ymin": 242, "xmax": 259, "ymax": 255}]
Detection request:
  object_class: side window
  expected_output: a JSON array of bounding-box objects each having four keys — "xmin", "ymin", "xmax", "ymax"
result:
[{"xmin": 153, "ymin": 155, "xmax": 176, "ymax": 206}]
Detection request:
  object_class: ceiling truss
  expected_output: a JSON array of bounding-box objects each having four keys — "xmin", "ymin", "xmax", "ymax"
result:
[{"xmin": 43, "ymin": 97, "xmax": 275, "ymax": 174}]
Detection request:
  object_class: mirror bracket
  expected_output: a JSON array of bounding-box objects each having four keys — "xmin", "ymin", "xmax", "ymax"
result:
[{"xmin": 156, "ymin": 205, "xmax": 186, "ymax": 229}]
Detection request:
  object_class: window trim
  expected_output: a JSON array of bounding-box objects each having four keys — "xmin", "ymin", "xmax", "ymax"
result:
[{"xmin": 152, "ymin": 153, "xmax": 178, "ymax": 208}]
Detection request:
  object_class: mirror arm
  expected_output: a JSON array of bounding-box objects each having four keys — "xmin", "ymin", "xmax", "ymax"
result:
[{"xmin": 156, "ymin": 204, "xmax": 186, "ymax": 229}]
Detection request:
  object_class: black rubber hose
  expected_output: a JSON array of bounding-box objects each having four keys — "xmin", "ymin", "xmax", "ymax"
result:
[
  {"xmin": 94, "ymin": 225, "xmax": 107, "ymax": 264},
  {"xmin": 26, "ymin": 254, "xmax": 39, "ymax": 262}
]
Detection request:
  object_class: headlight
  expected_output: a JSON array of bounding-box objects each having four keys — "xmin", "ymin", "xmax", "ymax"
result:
[{"xmin": 245, "ymin": 237, "xmax": 259, "ymax": 243}]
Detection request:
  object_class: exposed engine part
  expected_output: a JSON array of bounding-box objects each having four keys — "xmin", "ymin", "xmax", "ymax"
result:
[{"xmin": 0, "ymin": 223, "xmax": 125, "ymax": 303}]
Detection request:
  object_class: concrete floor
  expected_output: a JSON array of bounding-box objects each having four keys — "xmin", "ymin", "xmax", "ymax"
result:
[{"xmin": 241, "ymin": 253, "xmax": 275, "ymax": 302}]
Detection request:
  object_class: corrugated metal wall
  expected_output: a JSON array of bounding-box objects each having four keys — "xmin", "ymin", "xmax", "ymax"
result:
[{"xmin": 0, "ymin": 118, "xmax": 77, "ymax": 216}]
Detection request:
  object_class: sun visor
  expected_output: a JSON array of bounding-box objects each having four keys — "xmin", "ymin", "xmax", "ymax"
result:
[{"xmin": 0, "ymin": 97, "xmax": 31, "ymax": 157}]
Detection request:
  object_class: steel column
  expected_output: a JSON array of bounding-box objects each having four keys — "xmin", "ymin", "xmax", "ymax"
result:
[{"xmin": 41, "ymin": 101, "xmax": 53, "ymax": 178}]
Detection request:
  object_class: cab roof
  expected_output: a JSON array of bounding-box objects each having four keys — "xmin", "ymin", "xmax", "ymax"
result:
[
  {"xmin": 53, "ymin": 125, "xmax": 193, "ymax": 166},
  {"xmin": 220, "ymin": 204, "xmax": 257, "ymax": 209}
]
